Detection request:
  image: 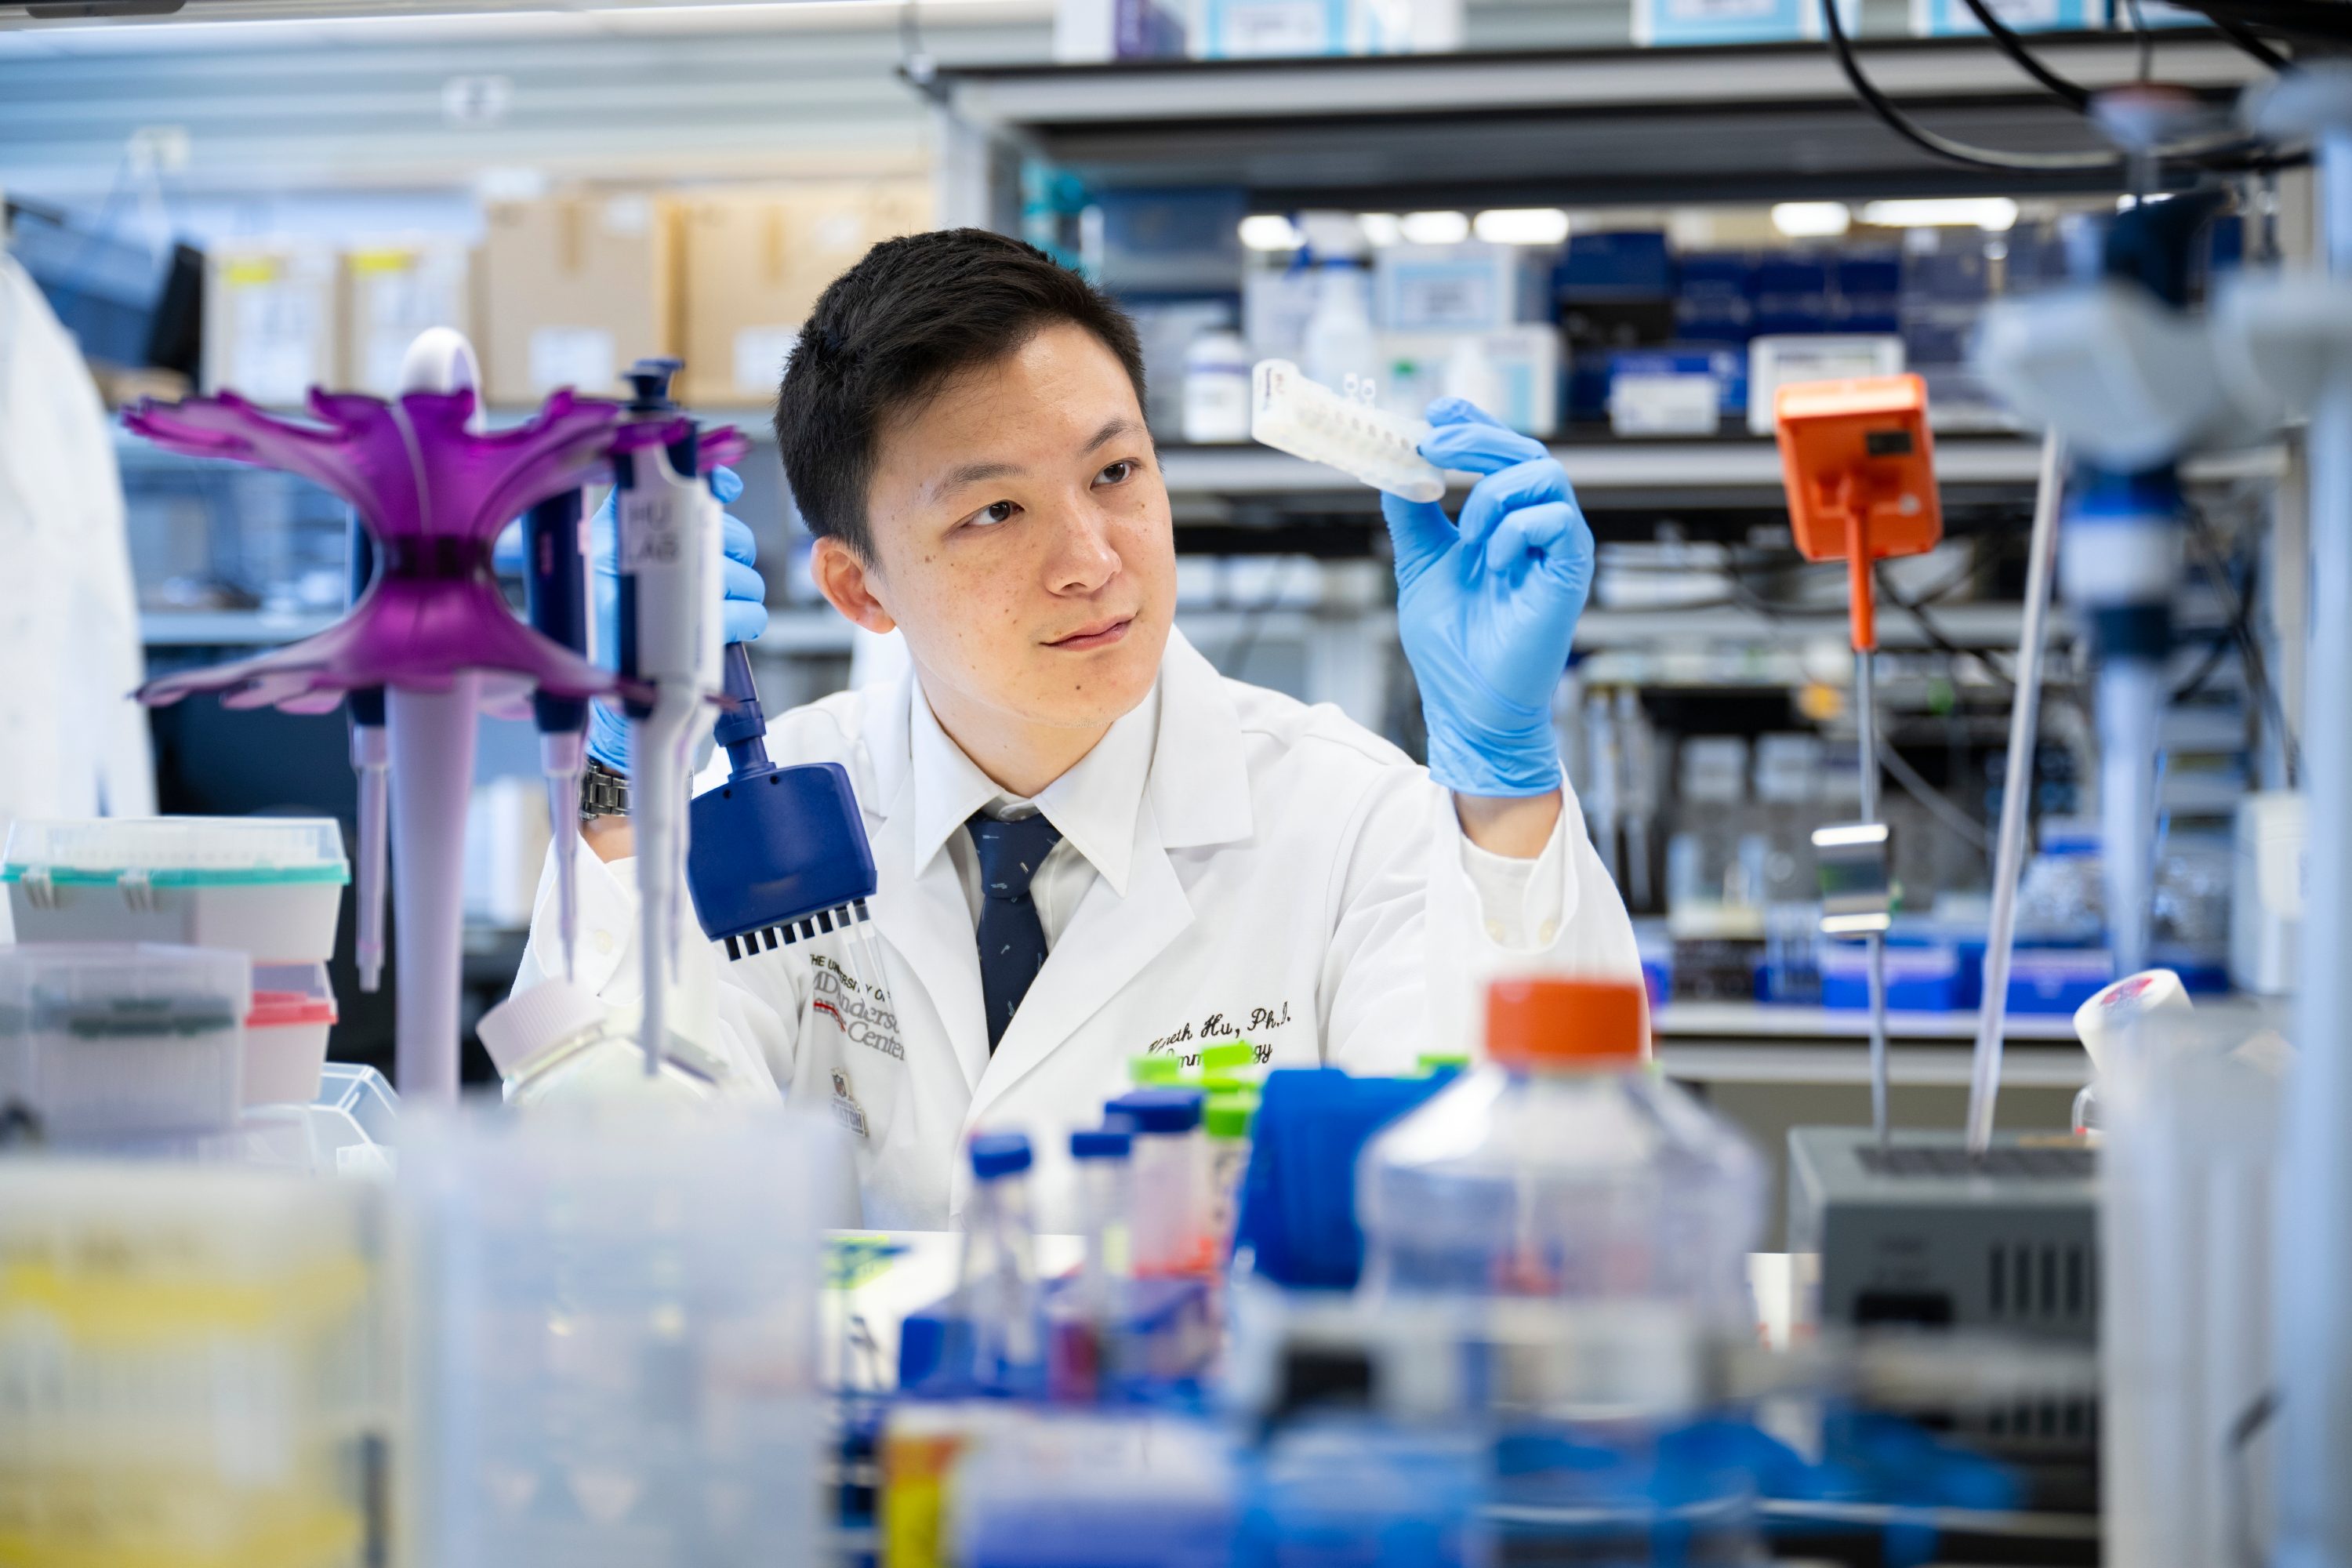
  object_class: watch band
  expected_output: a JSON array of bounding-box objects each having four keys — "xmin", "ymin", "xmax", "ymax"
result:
[{"xmin": 579, "ymin": 760, "xmax": 630, "ymax": 820}]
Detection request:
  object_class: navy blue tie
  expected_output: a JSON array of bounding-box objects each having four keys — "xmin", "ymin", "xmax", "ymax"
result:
[{"xmin": 967, "ymin": 811, "xmax": 1063, "ymax": 1051}]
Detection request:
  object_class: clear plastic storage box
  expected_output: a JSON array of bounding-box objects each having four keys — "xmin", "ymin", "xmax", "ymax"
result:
[
  {"xmin": 3, "ymin": 816, "xmax": 348, "ymax": 962},
  {"xmin": 0, "ymin": 942, "xmax": 252, "ymax": 1138}
]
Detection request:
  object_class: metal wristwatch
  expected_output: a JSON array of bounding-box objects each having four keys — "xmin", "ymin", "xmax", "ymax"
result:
[{"xmin": 579, "ymin": 760, "xmax": 630, "ymax": 820}]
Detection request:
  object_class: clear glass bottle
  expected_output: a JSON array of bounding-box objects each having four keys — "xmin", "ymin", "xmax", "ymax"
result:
[
  {"xmin": 960, "ymin": 1132, "xmax": 1044, "ymax": 1395},
  {"xmin": 1358, "ymin": 976, "xmax": 1762, "ymax": 1321}
]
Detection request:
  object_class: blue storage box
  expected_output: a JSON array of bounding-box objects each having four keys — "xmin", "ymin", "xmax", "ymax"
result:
[
  {"xmin": 1606, "ymin": 346, "xmax": 1747, "ymax": 420},
  {"xmin": 1820, "ymin": 939, "xmax": 1968, "ymax": 1012},
  {"xmin": 1676, "ymin": 251, "xmax": 1757, "ymax": 343},
  {"xmin": 1911, "ymin": 0, "xmax": 2096, "ymax": 34},
  {"xmin": 2006, "ymin": 948, "xmax": 2117, "ymax": 1014}
]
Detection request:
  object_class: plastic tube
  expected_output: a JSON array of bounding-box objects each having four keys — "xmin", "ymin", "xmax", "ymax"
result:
[
  {"xmin": 1966, "ymin": 434, "xmax": 2067, "ymax": 1155},
  {"xmin": 350, "ymin": 720, "xmax": 388, "ymax": 993},
  {"xmin": 387, "ymin": 678, "xmax": 478, "ymax": 1104},
  {"xmin": 2096, "ymin": 656, "xmax": 2165, "ymax": 978}
]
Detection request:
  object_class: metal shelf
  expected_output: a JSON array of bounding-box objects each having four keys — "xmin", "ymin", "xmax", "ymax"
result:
[{"xmin": 930, "ymin": 33, "xmax": 2272, "ymax": 210}]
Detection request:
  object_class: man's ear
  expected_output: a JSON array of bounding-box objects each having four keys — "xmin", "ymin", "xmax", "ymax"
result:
[{"xmin": 810, "ymin": 535, "xmax": 897, "ymax": 635}]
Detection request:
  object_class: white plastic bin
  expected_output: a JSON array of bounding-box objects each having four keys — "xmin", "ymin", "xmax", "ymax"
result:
[
  {"xmin": 0, "ymin": 942, "xmax": 251, "ymax": 1138},
  {"xmin": 3, "ymin": 817, "xmax": 348, "ymax": 962},
  {"xmin": 245, "ymin": 961, "xmax": 338, "ymax": 1107}
]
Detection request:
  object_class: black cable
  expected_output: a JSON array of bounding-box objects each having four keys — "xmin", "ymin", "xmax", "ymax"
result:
[
  {"xmin": 1818, "ymin": 0, "xmax": 2306, "ymax": 176},
  {"xmin": 1819, "ymin": 0, "xmax": 2123, "ymax": 172},
  {"xmin": 2156, "ymin": 0, "xmax": 2352, "ymax": 42},
  {"xmin": 2125, "ymin": 0, "xmax": 2156, "ymax": 83},
  {"xmin": 2185, "ymin": 502, "xmax": 2300, "ymax": 786},
  {"xmin": 2212, "ymin": 13, "xmax": 2290, "ymax": 68},
  {"xmin": 1958, "ymin": 0, "xmax": 2095, "ymax": 110}
]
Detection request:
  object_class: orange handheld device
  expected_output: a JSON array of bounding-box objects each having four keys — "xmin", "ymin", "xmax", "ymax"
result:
[{"xmin": 1773, "ymin": 374, "xmax": 1943, "ymax": 652}]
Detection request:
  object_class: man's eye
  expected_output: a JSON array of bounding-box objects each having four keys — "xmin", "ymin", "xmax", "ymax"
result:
[
  {"xmin": 971, "ymin": 500, "xmax": 1018, "ymax": 528},
  {"xmin": 1095, "ymin": 460, "xmax": 1134, "ymax": 486}
]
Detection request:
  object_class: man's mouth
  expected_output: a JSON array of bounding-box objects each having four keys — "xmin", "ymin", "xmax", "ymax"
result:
[{"xmin": 1044, "ymin": 615, "xmax": 1134, "ymax": 652}]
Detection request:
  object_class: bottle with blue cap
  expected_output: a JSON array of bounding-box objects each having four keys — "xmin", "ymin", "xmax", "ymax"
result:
[
  {"xmin": 1104, "ymin": 1088, "xmax": 1213, "ymax": 1277},
  {"xmin": 1048, "ymin": 1120, "xmax": 1136, "ymax": 1402},
  {"xmin": 959, "ymin": 1131, "xmax": 1044, "ymax": 1396}
]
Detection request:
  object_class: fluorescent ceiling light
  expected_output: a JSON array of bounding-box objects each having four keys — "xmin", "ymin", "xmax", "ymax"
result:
[
  {"xmin": 1860, "ymin": 197, "xmax": 2019, "ymax": 231},
  {"xmin": 1770, "ymin": 201, "xmax": 1852, "ymax": 239},
  {"xmin": 1399, "ymin": 210, "xmax": 1469, "ymax": 245},
  {"xmin": 1357, "ymin": 213, "xmax": 1403, "ymax": 247},
  {"xmin": 1239, "ymin": 214, "xmax": 1304, "ymax": 252},
  {"xmin": 1473, "ymin": 208, "xmax": 1570, "ymax": 245}
]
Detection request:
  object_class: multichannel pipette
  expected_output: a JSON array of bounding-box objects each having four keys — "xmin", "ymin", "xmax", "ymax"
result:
[
  {"xmin": 1250, "ymin": 358, "xmax": 1446, "ymax": 503},
  {"xmin": 686, "ymin": 644, "xmax": 882, "ymax": 982}
]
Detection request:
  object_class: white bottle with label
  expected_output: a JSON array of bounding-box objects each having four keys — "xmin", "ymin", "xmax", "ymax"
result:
[{"xmin": 1181, "ymin": 329, "xmax": 1254, "ymax": 442}]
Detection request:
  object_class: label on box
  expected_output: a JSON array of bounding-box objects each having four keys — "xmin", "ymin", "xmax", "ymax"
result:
[
  {"xmin": 734, "ymin": 325, "xmax": 800, "ymax": 397},
  {"xmin": 1207, "ymin": 0, "xmax": 1338, "ymax": 55},
  {"xmin": 229, "ymin": 279, "xmax": 321, "ymax": 405},
  {"xmin": 1668, "ymin": 0, "xmax": 1774, "ymax": 16},
  {"xmin": 1390, "ymin": 270, "xmax": 1499, "ymax": 333},
  {"xmin": 528, "ymin": 325, "xmax": 616, "ymax": 395},
  {"xmin": 1610, "ymin": 372, "xmax": 1719, "ymax": 436}
]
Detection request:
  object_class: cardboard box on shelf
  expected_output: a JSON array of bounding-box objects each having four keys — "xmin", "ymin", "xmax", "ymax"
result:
[
  {"xmin": 342, "ymin": 240, "xmax": 471, "ymax": 397},
  {"xmin": 202, "ymin": 242, "xmax": 338, "ymax": 405},
  {"xmin": 479, "ymin": 194, "xmax": 679, "ymax": 407},
  {"xmin": 679, "ymin": 180, "xmax": 932, "ymax": 407}
]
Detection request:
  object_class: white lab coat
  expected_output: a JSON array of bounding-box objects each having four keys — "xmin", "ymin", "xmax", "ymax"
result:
[
  {"xmin": 516, "ymin": 630, "xmax": 1639, "ymax": 1229},
  {"xmin": 0, "ymin": 253, "xmax": 155, "ymax": 866}
]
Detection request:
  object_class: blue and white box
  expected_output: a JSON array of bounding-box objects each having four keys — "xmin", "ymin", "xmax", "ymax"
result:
[
  {"xmin": 1375, "ymin": 243, "xmax": 1552, "ymax": 333},
  {"xmin": 1191, "ymin": 0, "xmax": 1347, "ymax": 57},
  {"xmin": 1634, "ymin": 0, "xmax": 1858, "ymax": 47},
  {"xmin": 1913, "ymin": 0, "xmax": 2099, "ymax": 34}
]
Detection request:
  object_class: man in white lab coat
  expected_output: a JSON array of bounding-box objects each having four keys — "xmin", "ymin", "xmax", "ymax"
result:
[{"xmin": 516, "ymin": 228, "xmax": 1639, "ymax": 1228}]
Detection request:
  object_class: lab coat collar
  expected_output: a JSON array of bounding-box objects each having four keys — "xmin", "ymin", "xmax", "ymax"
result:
[{"xmin": 897, "ymin": 626, "xmax": 1253, "ymax": 886}]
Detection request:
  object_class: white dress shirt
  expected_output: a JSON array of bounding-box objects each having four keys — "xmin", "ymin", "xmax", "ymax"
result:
[{"xmin": 915, "ymin": 673, "xmax": 1568, "ymax": 953}]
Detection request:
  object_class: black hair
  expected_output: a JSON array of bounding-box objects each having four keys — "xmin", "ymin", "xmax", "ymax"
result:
[{"xmin": 772, "ymin": 227, "xmax": 1149, "ymax": 561}]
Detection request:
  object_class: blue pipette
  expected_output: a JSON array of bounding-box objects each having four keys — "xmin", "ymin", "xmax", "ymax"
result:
[{"xmin": 686, "ymin": 644, "xmax": 881, "ymax": 981}]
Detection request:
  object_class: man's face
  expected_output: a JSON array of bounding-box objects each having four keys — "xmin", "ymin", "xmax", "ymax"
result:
[{"xmin": 851, "ymin": 323, "xmax": 1175, "ymax": 739}]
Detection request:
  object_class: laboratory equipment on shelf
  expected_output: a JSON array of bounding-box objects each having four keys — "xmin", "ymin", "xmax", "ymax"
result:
[
  {"xmin": 398, "ymin": 1103, "xmax": 834, "ymax": 1568},
  {"xmin": 1250, "ymin": 358, "xmax": 1446, "ymax": 502},
  {"xmin": 959, "ymin": 1132, "xmax": 1048, "ymax": 1397},
  {"xmin": 121, "ymin": 335, "xmax": 741, "ymax": 1103},
  {"xmin": 474, "ymin": 975, "xmax": 733, "ymax": 1105},
  {"xmin": 685, "ymin": 643, "xmax": 881, "ymax": 978},
  {"xmin": 0, "ymin": 1161, "xmax": 378, "ymax": 1568},
  {"xmin": 1357, "ymin": 975, "xmax": 1761, "ymax": 1319},
  {"xmin": 610, "ymin": 358, "xmax": 736, "ymax": 1080},
  {"xmin": 1772, "ymin": 372, "xmax": 1943, "ymax": 1143}
]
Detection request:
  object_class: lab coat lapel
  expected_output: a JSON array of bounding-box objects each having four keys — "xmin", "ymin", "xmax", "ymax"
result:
[
  {"xmin": 864, "ymin": 679, "xmax": 992, "ymax": 1095},
  {"xmin": 966, "ymin": 797, "xmax": 1192, "ymax": 1123},
  {"xmin": 963, "ymin": 630, "xmax": 1254, "ymax": 1123}
]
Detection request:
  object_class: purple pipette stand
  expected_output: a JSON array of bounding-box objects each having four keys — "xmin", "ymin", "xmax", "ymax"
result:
[{"xmin": 122, "ymin": 342, "xmax": 742, "ymax": 1103}]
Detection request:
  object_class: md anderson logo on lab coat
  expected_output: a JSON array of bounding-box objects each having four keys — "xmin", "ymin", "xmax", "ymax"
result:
[{"xmin": 811, "ymin": 955, "xmax": 903, "ymax": 1061}]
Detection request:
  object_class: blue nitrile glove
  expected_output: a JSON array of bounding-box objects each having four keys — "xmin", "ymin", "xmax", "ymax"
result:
[
  {"xmin": 1381, "ymin": 400, "xmax": 1594, "ymax": 797},
  {"xmin": 583, "ymin": 464, "xmax": 768, "ymax": 773}
]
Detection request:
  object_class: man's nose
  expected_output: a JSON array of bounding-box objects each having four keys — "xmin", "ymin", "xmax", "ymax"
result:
[{"xmin": 1042, "ymin": 500, "xmax": 1122, "ymax": 596}]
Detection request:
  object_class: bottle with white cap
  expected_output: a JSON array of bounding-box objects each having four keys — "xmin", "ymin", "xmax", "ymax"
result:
[
  {"xmin": 475, "ymin": 977, "xmax": 731, "ymax": 1106},
  {"xmin": 2068, "ymin": 967, "xmax": 2192, "ymax": 1138}
]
